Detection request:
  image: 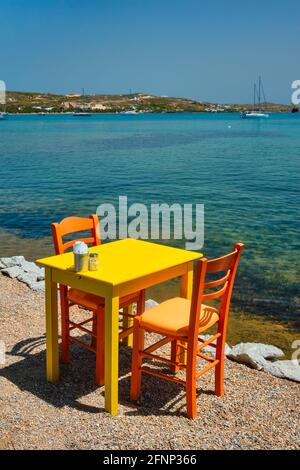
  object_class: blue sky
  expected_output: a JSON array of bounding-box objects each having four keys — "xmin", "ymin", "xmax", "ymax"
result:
[{"xmin": 0, "ymin": 0, "xmax": 299, "ymax": 103}]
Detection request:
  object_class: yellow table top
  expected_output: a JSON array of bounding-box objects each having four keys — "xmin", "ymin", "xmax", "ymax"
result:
[{"xmin": 37, "ymin": 238, "xmax": 202, "ymax": 287}]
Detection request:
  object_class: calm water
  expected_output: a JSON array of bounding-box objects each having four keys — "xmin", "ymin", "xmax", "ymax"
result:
[{"xmin": 0, "ymin": 113, "xmax": 299, "ymax": 326}]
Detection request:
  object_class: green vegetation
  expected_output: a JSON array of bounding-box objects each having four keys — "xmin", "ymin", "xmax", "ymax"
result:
[
  {"xmin": 4, "ymin": 90, "xmax": 293, "ymax": 114},
  {"xmin": 227, "ymin": 310, "xmax": 299, "ymax": 357}
]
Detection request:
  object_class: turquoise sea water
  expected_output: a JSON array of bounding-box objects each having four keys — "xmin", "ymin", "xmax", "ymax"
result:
[{"xmin": 0, "ymin": 113, "xmax": 299, "ymax": 326}]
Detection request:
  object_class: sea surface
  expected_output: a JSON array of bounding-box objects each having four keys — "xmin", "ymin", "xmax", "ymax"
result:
[{"xmin": 0, "ymin": 113, "xmax": 299, "ymax": 327}]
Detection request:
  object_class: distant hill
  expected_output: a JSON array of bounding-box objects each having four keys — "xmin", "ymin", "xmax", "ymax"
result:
[{"xmin": 4, "ymin": 90, "xmax": 294, "ymax": 114}]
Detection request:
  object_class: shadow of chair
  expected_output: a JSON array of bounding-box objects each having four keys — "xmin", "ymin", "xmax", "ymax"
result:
[{"xmin": 1, "ymin": 335, "xmax": 214, "ymax": 417}]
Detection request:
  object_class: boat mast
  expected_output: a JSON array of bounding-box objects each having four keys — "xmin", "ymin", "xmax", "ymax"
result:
[
  {"xmin": 253, "ymin": 83, "xmax": 256, "ymax": 111},
  {"xmin": 258, "ymin": 76, "xmax": 261, "ymax": 112}
]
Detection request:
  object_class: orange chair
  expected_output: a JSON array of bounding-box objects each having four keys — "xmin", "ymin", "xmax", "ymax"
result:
[
  {"xmin": 130, "ymin": 243, "xmax": 244, "ymax": 418},
  {"xmin": 51, "ymin": 215, "xmax": 142, "ymax": 385}
]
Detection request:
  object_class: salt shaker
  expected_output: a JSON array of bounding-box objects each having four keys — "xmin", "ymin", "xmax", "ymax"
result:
[{"xmin": 73, "ymin": 241, "xmax": 89, "ymax": 272}]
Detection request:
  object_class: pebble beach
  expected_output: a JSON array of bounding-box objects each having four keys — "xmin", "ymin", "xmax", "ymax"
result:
[{"xmin": 1, "ymin": 273, "xmax": 299, "ymax": 450}]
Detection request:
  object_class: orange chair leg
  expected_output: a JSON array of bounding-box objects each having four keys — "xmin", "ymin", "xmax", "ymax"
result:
[
  {"xmin": 215, "ymin": 336, "xmax": 225, "ymax": 397},
  {"xmin": 185, "ymin": 348, "xmax": 197, "ymax": 419},
  {"xmin": 130, "ymin": 319, "xmax": 144, "ymax": 401},
  {"xmin": 95, "ymin": 310, "xmax": 105, "ymax": 386},
  {"xmin": 91, "ymin": 312, "xmax": 97, "ymax": 349},
  {"xmin": 130, "ymin": 290, "xmax": 145, "ymax": 399},
  {"xmin": 170, "ymin": 340, "xmax": 180, "ymax": 374},
  {"xmin": 60, "ymin": 285, "xmax": 70, "ymax": 364}
]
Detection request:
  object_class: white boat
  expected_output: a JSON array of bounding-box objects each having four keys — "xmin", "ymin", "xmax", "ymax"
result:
[
  {"xmin": 120, "ymin": 110, "xmax": 138, "ymax": 115},
  {"xmin": 241, "ymin": 77, "xmax": 269, "ymax": 119},
  {"xmin": 73, "ymin": 112, "xmax": 91, "ymax": 116},
  {"xmin": 0, "ymin": 112, "xmax": 8, "ymax": 120},
  {"xmin": 241, "ymin": 112, "xmax": 269, "ymax": 119}
]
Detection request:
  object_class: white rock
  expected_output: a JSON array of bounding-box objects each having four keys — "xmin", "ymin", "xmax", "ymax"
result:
[
  {"xmin": 1, "ymin": 266, "xmax": 24, "ymax": 279},
  {"xmin": 0, "ymin": 260, "xmax": 5, "ymax": 269},
  {"xmin": 119, "ymin": 299, "xmax": 158, "ymax": 315},
  {"xmin": 18, "ymin": 272, "xmax": 38, "ymax": 286},
  {"xmin": 229, "ymin": 350, "xmax": 267, "ymax": 370},
  {"xmin": 228, "ymin": 342, "xmax": 284, "ymax": 369},
  {"xmin": 145, "ymin": 299, "xmax": 159, "ymax": 310},
  {"xmin": 199, "ymin": 334, "xmax": 232, "ymax": 356},
  {"xmin": 224, "ymin": 342, "xmax": 300, "ymax": 382},
  {"xmin": 264, "ymin": 360, "xmax": 300, "ymax": 383},
  {"xmin": 20, "ymin": 260, "xmax": 44, "ymax": 278},
  {"xmin": 0, "ymin": 256, "xmax": 25, "ymax": 268},
  {"xmin": 29, "ymin": 281, "xmax": 45, "ymax": 292},
  {"xmin": 253, "ymin": 343, "xmax": 285, "ymax": 359},
  {"xmin": 37, "ymin": 269, "xmax": 45, "ymax": 281}
]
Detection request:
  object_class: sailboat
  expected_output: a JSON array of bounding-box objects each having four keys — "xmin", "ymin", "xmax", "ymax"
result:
[
  {"xmin": 241, "ymin": 76, "xmax": 269, "ymax": 119},
  {"xmin": 0, "ymin": 99, "xmax": 8, "ymax": 120},
  {"xmin": 0, "ymin": 104, "xmax": 8, "ymax": 120}
]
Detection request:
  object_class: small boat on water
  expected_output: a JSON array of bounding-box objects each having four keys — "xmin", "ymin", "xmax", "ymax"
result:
[
  {"xmin": 120, "ymin": 110, "xmax": 138, "ymax": 115},
  {"xmin": 0, "ymin": 112, "xmax": 8, "ymax": 120},
  {"xmin": 241, "ymin": 76, "xmax": 269, "ymax": 119},
  {"xmin": 73, "ymin": 111, "xmax": 91, "ymax": 117},
  {"xmin": 241, "ymin": 111, "xmax": 269, "ymax": 119}
]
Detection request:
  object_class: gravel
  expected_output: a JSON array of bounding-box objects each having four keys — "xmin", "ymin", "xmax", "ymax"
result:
[{"xmin": 0, "ymin": 274, "xmax": 299, "ymax": 450}]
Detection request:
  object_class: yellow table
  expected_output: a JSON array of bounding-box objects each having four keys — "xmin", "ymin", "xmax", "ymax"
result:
[{"xmin": 37, "ymin": 238, "xmax": 201, "ymax": 415}]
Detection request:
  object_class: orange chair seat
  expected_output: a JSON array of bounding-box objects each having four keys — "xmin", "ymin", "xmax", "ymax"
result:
[
  {"xmin": 68, "ymin": 288, "xmax": 140, "ymax": 312},
  {"xmin": 139, "ymin": 297, "xmax": 219, "ymax": 337}
]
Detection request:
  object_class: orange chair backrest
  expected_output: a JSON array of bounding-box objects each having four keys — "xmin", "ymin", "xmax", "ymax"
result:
[
  {"xmin": 51, "ymin": 214, "xmax": 101, "ymax": 255},
  {"xmin": 189, "ymin": 243, "xmax": 244, "ymax": 343}
]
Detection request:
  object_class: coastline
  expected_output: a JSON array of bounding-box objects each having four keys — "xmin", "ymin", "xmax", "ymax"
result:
[
  {"xmin": 0, "ymin": 227, "xmax": 298, "ymax": 356},
  {"xmin": 5, "ymin": 110, "xmax": 297, "ymax": 115},
  {"xmin": 0, "ymin": 228, "xmax": 298, "ymax": 356},
  {"xmin": 4, "ymin": 90, "xmax": 296, "ymax": 115}
]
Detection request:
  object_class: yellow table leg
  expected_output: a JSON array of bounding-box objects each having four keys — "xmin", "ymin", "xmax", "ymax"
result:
[
  {"xmin": 122, "ymin": 303, "xmax": 134, "ymax": 347},
  {"xmin": 45, "ymin": 267, "xmax": 59, "ymax": 382},
  {"xmin": 180, "ymin": 261, "xmax": 194, "ymax": 300},
  {"xmin": 104, "ymin": 289, "xmax": 120, "ymax": 415},
  {"xmin": 180, "ymin": 261, "xmax": 194, "ymax": 364}
]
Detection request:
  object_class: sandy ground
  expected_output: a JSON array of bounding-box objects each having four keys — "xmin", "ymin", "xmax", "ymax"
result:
[{"xmin": 0, "ymin": 274, "xmax": 299, "ymax": 450}]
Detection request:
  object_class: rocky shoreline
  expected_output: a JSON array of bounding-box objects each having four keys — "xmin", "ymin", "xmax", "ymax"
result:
[
  {"xmin": 1, "ymin": 255, "xmax": 299, "ymax": 384},
  {"xmin": 0, "ymin": 256, "xmax": 45, "ymax": 292}
]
